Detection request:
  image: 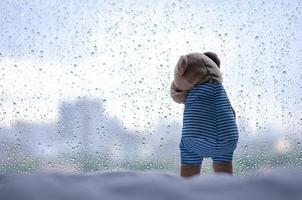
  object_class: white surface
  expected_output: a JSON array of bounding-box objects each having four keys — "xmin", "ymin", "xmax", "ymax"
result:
[{"xmin": 0, "ymin": 168, "xmax": 302, "ymax": 200}]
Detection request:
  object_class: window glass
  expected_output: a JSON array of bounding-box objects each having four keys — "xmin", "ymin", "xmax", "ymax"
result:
[{"xmin": 0, "ymin": 0, "xmax": 301, "ymax": 175}]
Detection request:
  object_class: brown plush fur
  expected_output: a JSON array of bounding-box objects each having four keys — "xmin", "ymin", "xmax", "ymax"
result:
[
  {"xmin": 170, "ymin": 52, "xmax": 222, "ymax": 103},
  {"xmin": 204, "ymin": 52, "xmax": 220, "ymax": 67}
]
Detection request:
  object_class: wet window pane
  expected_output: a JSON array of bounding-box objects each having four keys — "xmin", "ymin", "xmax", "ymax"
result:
[{"xmin": 0, "ymin": 0, "xmax": 301, "ymax": 175}]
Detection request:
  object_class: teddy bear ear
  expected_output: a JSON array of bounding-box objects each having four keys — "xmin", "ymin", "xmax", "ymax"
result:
[
  {"xmin": 204, "ymin": 52, "xmax": 220, "ymax": 67},
  {"xmin": 176, "ymin": 55, "xmax": 188, "ymax": 76}
]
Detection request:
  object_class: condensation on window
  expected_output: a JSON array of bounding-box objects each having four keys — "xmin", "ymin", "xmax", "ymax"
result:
[{"xmin": 0, "ymin": 0, "xmax": 301, "ymax": 175}]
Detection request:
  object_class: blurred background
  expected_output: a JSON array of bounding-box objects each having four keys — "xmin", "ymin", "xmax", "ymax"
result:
[{"xmin": 0, "ymin": 0, "xmax": 301, "ymax": 175}]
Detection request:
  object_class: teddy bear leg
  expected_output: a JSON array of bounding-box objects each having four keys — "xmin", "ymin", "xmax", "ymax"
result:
[
  {"xmin": 212, "ymin": 161, "xmax": 233, "ymax": 174},
  {"xmin": 180, "ymin": 164, "xmax": 201, "ymax": 177}
]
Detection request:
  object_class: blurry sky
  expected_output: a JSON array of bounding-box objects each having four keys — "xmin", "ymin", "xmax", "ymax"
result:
[{"xmin": 0, "ymin": 0, "xmax": 301, "ymax": 135}]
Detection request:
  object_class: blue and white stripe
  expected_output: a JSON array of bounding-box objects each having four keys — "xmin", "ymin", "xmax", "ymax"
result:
[{"xmin": 180, "ymin": 83, "xmax": 239, "ymax": 165}]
